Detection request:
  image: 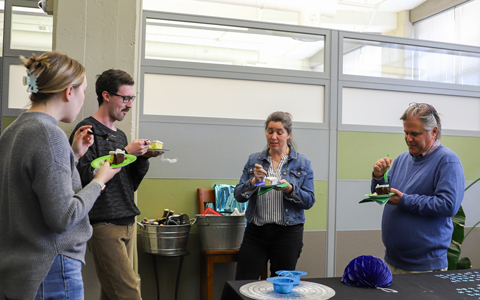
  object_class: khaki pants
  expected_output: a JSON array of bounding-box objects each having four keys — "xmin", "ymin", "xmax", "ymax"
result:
[
  {"xmin": 88, "ymin": 223, "xmax": 142, "ymax": 300},
  {"xmin": 386, "ymin": 262, "xmax": 448, "ymax": 275}
]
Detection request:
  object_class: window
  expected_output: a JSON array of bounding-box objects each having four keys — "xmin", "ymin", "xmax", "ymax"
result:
[
  {"xmin": 11, "ymin": 6, "xmax": 52, "ymax": 51},
  {"xmin": 343, "ymin": 38, "xmax": 480, "ymax": 86},
  {"xmin": 414, "ymin": 0, "xmax": 480, "ymax": 47},
  {"xmin": 145, "ymin": 19, "xmax": 325, "ymax": 72}
]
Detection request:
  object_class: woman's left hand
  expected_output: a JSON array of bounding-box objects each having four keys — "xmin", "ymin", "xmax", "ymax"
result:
[
  {"xmin": 274, "ymin": 179, "xmax": 293, "ymax": 194},
  {"xmin": 72, "ymin": 125, "xmax": 94, "ymax": 161}
]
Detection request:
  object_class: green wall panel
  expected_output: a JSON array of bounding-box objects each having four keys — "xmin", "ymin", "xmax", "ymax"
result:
[
  {"xmin": 338, "ymin": 132, "xmax": 405, "ymax": 180},
  {"xmin": 442, "ymin": 136, "xmax": 480, "ymax": 181},
  {"xmin": 1, "ymin": 117, "xmax": 16, "ymax": 131},
  {"xmin": 338, "ymin": 131, "xmax": 480, "ymax": 181},
  {"xmin": 137, "ymin": 179, "xmax": 328, "ymax": 231},
  {"xmin": 305, "ymin": 181, "xmax": 328, "ymax": 231}
]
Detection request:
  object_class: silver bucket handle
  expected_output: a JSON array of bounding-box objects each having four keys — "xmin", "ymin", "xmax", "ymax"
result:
[
  {"xmin": 136, "ymin": 221, "xmax": 145, "ymax": 229},
  {"xmin": 189, "ymin": 218, "xmax": 197, "ymax": 227},
  {"xmin": 197, "ymin": 216, "xmax": 210, "ymax": 226}
]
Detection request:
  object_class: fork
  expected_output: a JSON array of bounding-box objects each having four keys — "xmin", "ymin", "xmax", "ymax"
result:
[{"xmin": 80, "ymin": 129, "xmax": 115, "ymax": 141}]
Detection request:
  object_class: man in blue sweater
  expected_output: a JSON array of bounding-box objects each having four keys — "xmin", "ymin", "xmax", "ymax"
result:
[{"xmin": 371, "ymin": 103, "xmax": 464, "ymax": 274}]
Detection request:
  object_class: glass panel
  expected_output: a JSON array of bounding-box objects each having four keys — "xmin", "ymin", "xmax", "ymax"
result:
[
  {"xmin": 414, "ymin": 1, "xmax": 480, "ymax": 48},
  {"xmin": 414, "ymin": 9, "xmax": 455, "ymax": 45},
  {"xmin": 11, "ymin": 6, "xmax": 53, "ymax": 51},
  {"xmin": 8, "ymin": 64, "xmax": 31, "ymax": 110},
  {"xmin": 145, "ymin": 19, "xmax": 325, "ymax": 72},
  {"xmin": 143, "ymin": 0, "xmax": 308, "ymax": 27},
  {"xmin": 343, "ymin": 38, "xmax": 480, "ymax": 86}
]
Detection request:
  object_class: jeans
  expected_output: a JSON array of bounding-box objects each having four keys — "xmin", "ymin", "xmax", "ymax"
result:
[{"xmin": 4, "ymin": 255, "xmax": 83, "ymax": 300}]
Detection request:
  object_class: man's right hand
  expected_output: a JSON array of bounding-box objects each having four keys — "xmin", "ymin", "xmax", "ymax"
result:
[
  {"xmin": 373, "ymin": 157, "xmax": 392, "ymax": 178},
  {"xmin": 124, "ymin": 139, "xmax": 150, "ymax": 156}
]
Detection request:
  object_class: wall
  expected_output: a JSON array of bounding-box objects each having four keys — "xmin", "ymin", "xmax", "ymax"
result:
[{"xmin": 53, "ymin": 0, "xmax": 140, "ymax": 139}]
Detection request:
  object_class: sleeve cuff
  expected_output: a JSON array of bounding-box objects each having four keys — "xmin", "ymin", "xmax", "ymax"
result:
[
  {"xmin": 92, "ymin": 179, "xmax": 106, "ymax": 191},
  {"xmin": 241, "ymin": 178, "xmax": 257, "ymax": 198},
  {"xmin": 372, "ymin": 171, "xmax": 383, "ymax": 181}
]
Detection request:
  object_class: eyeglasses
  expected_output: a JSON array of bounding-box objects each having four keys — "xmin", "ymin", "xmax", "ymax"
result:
[
  {"xmin": 112, "ymin": 93, "xmax": 136, "ymax": 103},
  {"xmin": 409, "ymin": 102, "xmax": 438, "ymax": 121}
]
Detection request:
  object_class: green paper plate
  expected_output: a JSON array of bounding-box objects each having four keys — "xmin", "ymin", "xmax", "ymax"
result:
[
  {"xmin": 91, "ymin": 154, "xmax": 137, "ymax": 168},
  {"xmin": 257, "ymin": 182, "xmax": 290, "ymax": 196},
  {"xmin": 365, "ymin": 192, "xmax": 394, "ymax": 199},
  {"xmin": 359, "ymin": 197, "xmax": 389, "ymax": 205}
]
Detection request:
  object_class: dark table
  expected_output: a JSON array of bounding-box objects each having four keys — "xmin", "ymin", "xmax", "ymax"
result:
[{"xmin": 222, "ymin": 268, "xmax": 480, "ymax": 300}]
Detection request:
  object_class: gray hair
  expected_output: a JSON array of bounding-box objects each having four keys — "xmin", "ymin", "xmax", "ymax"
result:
[
  {"xmin": 400, "ymin": 103, "xmax": 441, "ymax": 139},
  {"xmin": 264, "ymin": 111, "xmax": 296, "ymax": 150}
]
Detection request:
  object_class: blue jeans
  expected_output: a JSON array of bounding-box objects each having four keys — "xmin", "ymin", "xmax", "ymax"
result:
[{"xmin": 4, "ymin": 255, "xmax": 84, "ymax": 300}]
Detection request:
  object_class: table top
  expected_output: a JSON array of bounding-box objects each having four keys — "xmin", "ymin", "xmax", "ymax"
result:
[{"xmin": 221, "ymin": 268, "xmax": 480, "ymax": 300}]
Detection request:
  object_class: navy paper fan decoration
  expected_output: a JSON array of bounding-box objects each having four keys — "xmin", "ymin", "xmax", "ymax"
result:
[{"xmin": 341, "ymin": 255, "xmax": 392, "ymax": 288}]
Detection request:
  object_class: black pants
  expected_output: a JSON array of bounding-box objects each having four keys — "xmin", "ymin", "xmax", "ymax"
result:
[{"xmin": 235, "ymin": 222, "xmax": 304, "ymax": 280}]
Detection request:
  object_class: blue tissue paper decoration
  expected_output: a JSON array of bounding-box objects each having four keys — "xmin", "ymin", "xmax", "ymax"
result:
[{"xmin": 341, "ymin": 255, "xmax": 392, "ymax": 288}]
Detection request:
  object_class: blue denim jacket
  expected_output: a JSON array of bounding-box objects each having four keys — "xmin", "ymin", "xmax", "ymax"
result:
[{"xmin": 234, "ymin": 147, "xmax": 315, "ymax": 225}]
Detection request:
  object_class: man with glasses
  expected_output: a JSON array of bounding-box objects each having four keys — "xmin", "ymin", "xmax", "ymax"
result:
[
  {"xmin": 70, "ymin": 69, "xmax": 160, "ymax": 300},
  {"xmin": 371, "ymin": 103, "xmax": 464, "ymax": 274}
]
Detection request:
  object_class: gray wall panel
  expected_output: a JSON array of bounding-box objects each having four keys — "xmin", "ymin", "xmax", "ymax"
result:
[
  {"xmin": 337, "ymin": 180, "xmax": 384, "ymax": 231},
  {"xmin": 140, "ymin": 121, "xmax": 329, "ymax": 180},
  {"xmin": 462, "ymin": 181, "xmax": 480, "ymax": 227},
  {"xmin": 336, "ymin": 230, "xmax": 384, "ymax": 276}
]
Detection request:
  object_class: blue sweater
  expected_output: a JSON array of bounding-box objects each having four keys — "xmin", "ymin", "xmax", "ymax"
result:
[{"xmin": 371, "ymin": 144, "xmax": 464, "ymax": 271}]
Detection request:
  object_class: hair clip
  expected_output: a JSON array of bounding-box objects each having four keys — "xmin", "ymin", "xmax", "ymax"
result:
[{"xmin": 23, "ymin": 69, "xmax": 38, "ymax": 93}]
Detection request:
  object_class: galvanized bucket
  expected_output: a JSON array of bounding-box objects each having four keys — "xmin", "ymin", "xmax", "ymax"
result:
[
  {"xmin": 197, "ymin": 215, "xmax": 246, "ymax": 250},
  {"xmin": 137, "ymin": 219, "xmax": 195, "ymax": 255}
]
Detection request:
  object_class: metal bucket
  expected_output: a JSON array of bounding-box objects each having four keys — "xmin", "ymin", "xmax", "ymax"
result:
[
  {"xmin": 137, "ymin": 219, "xmax": 195, "ymax": 255},
  {"xmin": 197, "ymin": 215, "xmax": 246, "ymax": 250}
]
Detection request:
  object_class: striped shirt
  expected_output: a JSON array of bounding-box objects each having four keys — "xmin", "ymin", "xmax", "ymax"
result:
[{"xmin": 252, "ymin": 155, "xmax": 288, "ymax": 226}]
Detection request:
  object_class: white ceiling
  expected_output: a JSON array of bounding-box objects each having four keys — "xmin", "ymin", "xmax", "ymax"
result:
[
  {"xmin": 338, "ymin": 0, "xmax": 428, "ymax": 12},
  {"xmin": 328, "ymin": 0, "xmax": 430, "ymax": 33},
  {"xmin": 144, "ymin": 0, "xmax": 431, "ymax": 34}
]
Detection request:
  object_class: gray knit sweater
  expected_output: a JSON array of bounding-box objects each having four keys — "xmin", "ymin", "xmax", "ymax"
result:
[{"xmin": 0, "ymin": 112, "xmax": 102, "ymax": 299}]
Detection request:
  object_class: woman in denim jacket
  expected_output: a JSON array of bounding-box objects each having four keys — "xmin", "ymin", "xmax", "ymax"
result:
[{"xmin": 234, "ymin": 111, "xmax": 315, "ymax": 280}]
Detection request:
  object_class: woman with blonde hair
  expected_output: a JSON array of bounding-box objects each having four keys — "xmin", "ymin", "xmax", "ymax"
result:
[{"xmin": 0, "ymin": 51, "xmax": 120, "ymax": 300}]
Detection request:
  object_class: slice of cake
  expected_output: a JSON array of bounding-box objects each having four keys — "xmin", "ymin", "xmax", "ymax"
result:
[
  {"xmin": 109, "ymin": 149, "xmax": 125, "ymax": 165},
  {"xmin": 375, "ymin": 184, "xmax": 390, "ymax": 195},
  {"xmin": 265, "ymin": 176, "xmax": 278, "ymax": 186},
  {"xmin": 149, "ymin": 140, "xmax": 163, "ymax": 149}
]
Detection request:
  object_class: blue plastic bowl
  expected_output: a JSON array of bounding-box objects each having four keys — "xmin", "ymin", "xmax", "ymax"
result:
[
  {"xmin": 275, "ymin": 270, "xmax": 308, "ymax": 286},
  {"xmin": 267, "ymin": 277, "xmax": 295, "ymax": 294}
]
